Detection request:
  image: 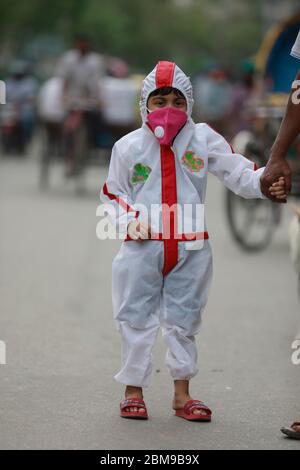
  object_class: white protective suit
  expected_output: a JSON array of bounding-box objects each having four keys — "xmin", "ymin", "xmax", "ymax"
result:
[
  {"xmin": 291, "ymin": 29, "xmax": 300, "ymax": 59},
  {"xmin": 100, "ymin": 61, "xmax": 265, "ymax": 387}
]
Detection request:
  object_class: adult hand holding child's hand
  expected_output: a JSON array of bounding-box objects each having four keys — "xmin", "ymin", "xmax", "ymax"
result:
[
  {"xmin": 268, "ymin": 176, "xmax": 288, "ymax": 202},
  {"xmin": 260, "ymin": 158, "xmax": 291, "ymax": 203}
]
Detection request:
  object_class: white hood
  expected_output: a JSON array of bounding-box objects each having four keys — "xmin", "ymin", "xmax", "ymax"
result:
[{"xmin": 139, "ymin": 61, "xmax": 194, "ymax": 123}]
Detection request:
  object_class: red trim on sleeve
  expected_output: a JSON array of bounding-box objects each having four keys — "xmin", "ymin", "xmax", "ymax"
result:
[
  {"xmin": 253, "ymin": 162, "xmax": 258, "ymax": 171},
  {"xmin": 102, "ymin": 182, "xmax": 139, "ymax": 218},
  {"xmin": 155, "ymin": 61, "xmax": 175, "ymax": 89}
]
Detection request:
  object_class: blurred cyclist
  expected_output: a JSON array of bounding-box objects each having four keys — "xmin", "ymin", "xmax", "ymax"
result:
[{"xmin": 56, "ymin": 33, "xmax": 105, "ymax": 175}]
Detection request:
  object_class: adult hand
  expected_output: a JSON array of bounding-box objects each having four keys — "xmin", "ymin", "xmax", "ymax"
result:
[{"xmin": 260, "ymin": 157, "xmax": 292, "ymax": 203}]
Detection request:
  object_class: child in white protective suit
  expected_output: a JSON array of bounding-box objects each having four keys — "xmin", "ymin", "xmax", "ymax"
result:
[{"xmin": 100, "ymin": 61, "xmax": 286, "ymax": 421}]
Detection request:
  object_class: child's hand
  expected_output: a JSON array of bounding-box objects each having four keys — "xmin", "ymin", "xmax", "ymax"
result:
[
  {"xmin": 127, "ymin": 220, "xmax": 155, "ymax": 241},
  {"xmin": 269, "ymin": 177, "xmax": 287, "ymax": 202}
]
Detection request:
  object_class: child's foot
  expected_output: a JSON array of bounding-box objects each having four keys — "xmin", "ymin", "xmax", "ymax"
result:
[
  {"xmin": 172, "ymin": 395, "xmax": 210, "ymax": 417},
  {"xmin": 123, "ymin": 386, "xmax": 147, "ymax": 415}
]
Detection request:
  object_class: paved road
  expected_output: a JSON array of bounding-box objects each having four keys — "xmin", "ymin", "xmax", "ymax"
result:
[{"xmin": 0, "ymin": 155, "xmax": 300, "ymax": 450}]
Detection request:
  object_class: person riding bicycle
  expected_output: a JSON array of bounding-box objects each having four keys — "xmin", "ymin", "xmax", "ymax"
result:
[{"xmin": 56, "ymin": 33, "xmax": 105, "ymax": 176}]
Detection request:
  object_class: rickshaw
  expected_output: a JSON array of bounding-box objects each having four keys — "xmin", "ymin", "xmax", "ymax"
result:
[{"xmin": 226, "ymin": 12, "xmax": 300, "ymax": 251}]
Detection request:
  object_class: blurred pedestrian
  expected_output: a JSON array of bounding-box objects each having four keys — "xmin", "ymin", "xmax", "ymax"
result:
[
  {"xmin": 192, "ymin": 65, "xmax": 232, "ymax": 137},
  {"xmin": 99, "ymin": 57, "xmax": 139, "ymax": 143},
  {"xmin": 37, "ymin": 76, "xmax": 65, "ymax": 157},
  {"xmin": 2, "ymin": 60, "xmax": 38, "ymax": 154},
  {"xmin": 227, "ymin": 59, "xmax": 257, "ymax": 139}
]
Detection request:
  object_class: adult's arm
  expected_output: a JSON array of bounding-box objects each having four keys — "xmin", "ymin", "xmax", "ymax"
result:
[{"xmin": 260, "ymin": 71, "xmax": 300, "ymax": 201}]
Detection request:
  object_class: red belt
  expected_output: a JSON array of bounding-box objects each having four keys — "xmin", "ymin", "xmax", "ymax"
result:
[{"xmin": 124, "ymin": 232, "xmax": 209, "ymax": 242}]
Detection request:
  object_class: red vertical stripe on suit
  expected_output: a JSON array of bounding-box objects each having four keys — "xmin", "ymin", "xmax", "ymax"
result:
[
  {"xmin": 160, "ymin": 145, "xmax": 178, "ymax": 276},
  {"xmin": 155, "ymin": 61, "xmax": 175, "ymax": 89}
]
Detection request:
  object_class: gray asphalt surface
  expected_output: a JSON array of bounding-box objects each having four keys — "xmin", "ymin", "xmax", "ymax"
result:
[{"xmin": 1, "ymin": 154, "xmax": 300, "ymax": 450}]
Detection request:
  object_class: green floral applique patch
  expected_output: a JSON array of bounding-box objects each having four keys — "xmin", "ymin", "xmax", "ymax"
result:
[
  {"xmin": 182, "ymin": 151, "xmax": 204, "ymax": 173},
  {"xmin": 131, "ymin": 163, "xmax": 152, "ymax": 185}
]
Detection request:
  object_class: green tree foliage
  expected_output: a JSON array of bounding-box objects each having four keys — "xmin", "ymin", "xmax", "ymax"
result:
[{"xmin": 0, "ymin": 0, "xmax": 263, "ymax": 73}]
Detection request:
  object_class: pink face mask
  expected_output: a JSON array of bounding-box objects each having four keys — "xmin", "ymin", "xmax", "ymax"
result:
[{"xmin": 147, "ymin": 107, "xmax": 187, "ymax": 146}]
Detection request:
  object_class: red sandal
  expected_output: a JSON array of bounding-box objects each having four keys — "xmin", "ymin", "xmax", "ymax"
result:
[
  {"xmin": 120, "ymin": 397, "xmax": 148, "ymax": 420},
  {"xmin": 175, "ymin": 399, "xmax": 212, "ymax": 422}
]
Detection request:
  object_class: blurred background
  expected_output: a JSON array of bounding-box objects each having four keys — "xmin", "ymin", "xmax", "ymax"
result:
[{"xmin": 1, "ymin": 0, "xmax": 300, "ymax": 450}]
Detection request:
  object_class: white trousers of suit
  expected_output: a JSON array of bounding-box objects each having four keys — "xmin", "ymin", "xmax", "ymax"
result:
[{"xmin": 111, "ymin": 239, "xmax": 213, "ymax": 387}]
